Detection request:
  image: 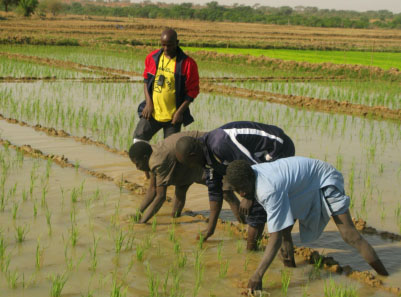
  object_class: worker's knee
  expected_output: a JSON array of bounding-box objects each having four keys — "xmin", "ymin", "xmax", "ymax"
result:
[{"xmin": 222, "ymin": 191, "xmax": 237, "ymax": 203}]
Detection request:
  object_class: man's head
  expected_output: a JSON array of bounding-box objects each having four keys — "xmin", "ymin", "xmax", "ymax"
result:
[
  {"xmin": 175, "ymin": 136, "xmax": 205, "ymax": 168},
  {"xmin": 161, "ymin": 28, "xmax": 178, "ymax": 58},
  {"xmin": 128, "ymin": 142, "xmax": 153, "ymax": 172},
  {"xmin": 226, "ymin": 160, "xmax": 256, "ymax": 200}
]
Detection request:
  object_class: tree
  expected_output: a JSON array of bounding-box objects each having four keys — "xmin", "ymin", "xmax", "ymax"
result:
[
  {"xmin": 1, "ymin": 0, "xmax": 18, "ymax": 12},
  {"xmin": 18, "ymin": 0, "xmax": 38, "ymax": 16},
  {"xmin": 46, "ymin": 0, "xmax": 62, "ymax": 15}
]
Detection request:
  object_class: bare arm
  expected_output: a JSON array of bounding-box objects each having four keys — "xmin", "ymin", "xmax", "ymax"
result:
[
  {"xmin": 172, "ymin": 184, "xmax": 190, "ymax": 217},
  {"xmin": 138, "ymin": 173, "xmax": 157, "ymax": 214},
  {"xmin": 139, "ymin": 184, "xmax": 167, "ymax": 223},
  {"xmin": 142, "ymin": 83, "xmax": 154, "ymax": 120},
  {"xmin": 248, "ymin": 231, "xmax": 282, "ymax": 291},
  {"xmin": 172, "ymin": 100, "xmax": 191, "ymax": 124},
  {"xmin": 198, "ymin": 200, "xmax": 223, "ymax": 241}
]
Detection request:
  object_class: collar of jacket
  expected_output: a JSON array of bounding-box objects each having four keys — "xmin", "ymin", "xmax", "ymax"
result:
[{"xmin": 151, "ymin": 46, "xmax": 187, "ymax": 70}]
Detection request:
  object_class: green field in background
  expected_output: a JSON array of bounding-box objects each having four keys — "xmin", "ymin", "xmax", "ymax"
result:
[{"xmin": 184, "ymin": 47, "xmax": 401, "ymax": 70}]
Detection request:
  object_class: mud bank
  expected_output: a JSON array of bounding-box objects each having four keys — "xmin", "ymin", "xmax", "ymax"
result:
[{"xmin": 201, "ymin": 82, "xmax": 401, "ymax": 121}]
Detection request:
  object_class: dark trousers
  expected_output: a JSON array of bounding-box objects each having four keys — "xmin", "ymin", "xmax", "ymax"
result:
[{"xmin": 133, "ymin": 117, "xmax": 182, "ymax": 142}]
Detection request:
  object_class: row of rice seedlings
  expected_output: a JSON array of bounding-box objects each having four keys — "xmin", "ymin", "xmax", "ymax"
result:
[
  {"xmin": 0, "ymin": 44, "xmax": 146, "ymax": 74},
  {"xmin": 230, "ymin": 80, "xmax": 401, "ymax": 109},
  {"xmin": 1, "ymin": 78, "xmax": 400, "ymax": 230},
  {"xmin": 0, "ymin": 56, "xmax": 90, "ymax": 78}
]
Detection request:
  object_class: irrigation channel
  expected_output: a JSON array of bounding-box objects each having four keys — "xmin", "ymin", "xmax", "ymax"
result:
[{"xmin": 1, "ymin": 49, "xmax": 401, "ymax": 296}]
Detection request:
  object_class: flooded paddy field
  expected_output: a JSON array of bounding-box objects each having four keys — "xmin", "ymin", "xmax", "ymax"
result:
[{"xmin": 0, "ymin": 42, "xmax": 401, "ymax": 296}]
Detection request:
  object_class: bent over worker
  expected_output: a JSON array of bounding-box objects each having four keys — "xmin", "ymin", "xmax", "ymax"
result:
[
  {"xmin": 226, "ymin": 157, "xmax": 389, "ymax": 292},
  {"xmin": 175, "ymin": 121, "xmax": 295, "ymax": 248},
  {"xmin": 128, "ymin": 131, "xmax": 243, "ymax": 224}
]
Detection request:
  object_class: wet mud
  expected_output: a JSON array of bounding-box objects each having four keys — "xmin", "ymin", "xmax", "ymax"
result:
[{"xmin": 1, "ymin": 116, "xmax": 400, "ymax": 295}]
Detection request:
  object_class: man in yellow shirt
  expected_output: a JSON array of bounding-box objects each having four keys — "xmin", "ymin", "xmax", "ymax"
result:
[{"xmin": 133, "ymin": 28, "xmax": 200, "ymax": 143}]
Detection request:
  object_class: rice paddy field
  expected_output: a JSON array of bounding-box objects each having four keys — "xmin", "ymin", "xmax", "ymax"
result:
[{"xmin": 0, "ymin": 15, "xmax": 401, "ymax": 297}]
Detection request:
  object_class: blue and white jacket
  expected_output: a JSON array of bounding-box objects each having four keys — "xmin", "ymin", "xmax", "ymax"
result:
[{"xmin": 200, "ymin": 121, "xmax": 295, "ymax": 202}]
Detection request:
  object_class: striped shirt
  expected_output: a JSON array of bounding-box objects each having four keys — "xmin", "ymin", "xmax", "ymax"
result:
[{"xmin": 200, "ymin": 121, "xmax": 294, "ymax": 202}]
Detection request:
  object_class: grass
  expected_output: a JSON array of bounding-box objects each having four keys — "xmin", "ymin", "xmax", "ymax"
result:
[
  {"xmin": 49, "ymin": 272, "xmax": 69, "ymax": 297},
  {"xmin": 324, "ymin": 279, "xmax": 358, "ymax": 297},
  {"xmin": 184, "ymin": 47, "xmax": 401, "ymax": 70}
]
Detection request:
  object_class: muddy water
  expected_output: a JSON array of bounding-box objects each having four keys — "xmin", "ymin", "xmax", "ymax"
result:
[
  {"xmin": 0, "ymin": 146, "xmax": 397, "ymax": 297},
  {"xmin": 0, "ymin": 120, "xmax": 401, "ymax": 296}
]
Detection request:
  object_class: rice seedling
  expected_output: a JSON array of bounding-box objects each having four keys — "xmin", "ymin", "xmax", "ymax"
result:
[
  {"xmin": 12, "ymin": 201, "xmax": 19, "ymax": 220},
  {"xmin": 1, "ymin": 252, "xmax": 11, "ymax": 273},
  {"xmin": 15, "ymin": 224, "xmax": 29, "ymax": 243},
  {"xmin": 49, "ymin": 271, "xmax": 69, "ymax": 297},
  {"xmin": 22, "ymin": 188, "xmax": 28, "ymax": 202},
  {"xmin": 69, "ymin": 222, "xmax": 78, "ymax": 247},
  {"xmin": 147, "ymin": 264, "xmax": 160, "ymax": 297},
  {"xmin": 136, "ymin": 244, "xmax": 145, "ymax": 262},
  {"xmin": 110, "ymin": 277, "xmax": 127, "ymax": 297},
  {"xmin": 152, "ymin": 216, "xmax": 157, "ymax": 232},
  {"xmin": 33, "ymin": 199, "xmax": 38, "ymax": 218},
  {"xmin": 309, "ymin": 254, "xmax": 324, "ymax": 280},
  {"xmin": 74, "ymin": 160, "xmax": 80, "ymax": 173},
  {"xmin": 193, "ymin": 252, "xmax": 204, "ymax": 297},
  {"xmin": 89, "ymin": 235, "xmax": 99, "ymax": 271},
  {"xmin": 0, "ymin": 231, "xmax": 6, "ymax": 262},
  {"xmin": 124, "ymin": 232, "xmax": 135, "ymax": 251},
  {"xmin": 71, "ymin": 187, "xmax": 80, "ymax": 204},
  {"xmin": 35, "ymin": 239, "xmax": 44, "ymax": 270},
  {"xmin": 176, "ymin": 252, "xmax": 187, "ymax": 268},
  {"xmin": 236, "ymin": 239, "xmax": 243, "ymax": 254},
  {"xmin": 217, "ymin": 241, "xmax": 223, "ymax": 261},
  {"xmin": 219, "ymin": 259, "xmax": 229, "ymax": 278},
  {"xmin": 244, "ymin": 255, "xmax": 250, "ymax": 272},
  {"xmin": 114, "ymin": 228, "xmax": 126, "ymax": 256},
  {"xmin": 281, "ymin": 269, "xmax": 291, "ymax": 296},
  {"xmin": 45, "ymin": 206, "xmax": 52, "ymax": 235},
  {"xmin": 161, "ymin": 268, "xmax": 170, "ymax": 296},
  {"xmin": 6, "ymin": 270, "xmax": 19, "ymax": 289},
  {"xmin": 197, "ymin": 232, "xmax": 205, "ymax": 250},
  {"xmin": 174, "ymin": 240, "xmax": 181, "ymax": 255},
  {"xmin": 169, "ymin": 224, "xmax": 176, "ymax": 243},
  {"xmin": 323, "ymin": 279, "xmax": 357, "ymax": 297}
]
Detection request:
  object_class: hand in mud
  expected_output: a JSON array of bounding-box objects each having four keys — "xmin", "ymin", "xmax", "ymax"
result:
[
  {"xmin": 196, "ymin": 229, "xmax": 212, "ymax": 241},
  {"xmin": 141, "ymin": 103, "xmax": 154, "ymax": 120},
  {"xmin": 240, "ymin": 198, "xmax": 253, "ymax": 216},
  {"xmin": 247, "ymin": 274, "xmax": 262, "ymax": 292}
]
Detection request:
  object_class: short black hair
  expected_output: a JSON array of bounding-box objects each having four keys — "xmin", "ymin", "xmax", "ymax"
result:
[
  {"xmin": 129, "ymin": 142, "xmax": 152, "ymax": 163},
  {"xmin": 226, "ymin": 160, "xmax": 255, "ymax": 189},
  {"xmin": 175, "ymin": 136, "xmax": 201, "ymax": 157}
]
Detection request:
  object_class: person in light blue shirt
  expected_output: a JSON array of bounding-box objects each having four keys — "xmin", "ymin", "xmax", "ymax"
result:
[{"xmin": 225, "ymin": 157, "xmax": 388, "ymax": 292}]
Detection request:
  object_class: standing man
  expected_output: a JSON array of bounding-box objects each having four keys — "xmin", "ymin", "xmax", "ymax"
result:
[
  {"xmin": 133, "ymin": 28, "xmax": 199, "ymax": 143},
  {"xmin": 175, "ymin": 121, "xmax": 295, "ymax": 248},
  {"xmin": 225, "ymin": 157, "xmax": 388, "ymax": 292}
]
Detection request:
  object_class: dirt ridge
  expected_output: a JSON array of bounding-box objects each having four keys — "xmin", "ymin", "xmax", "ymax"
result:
[{"xmin": 201, "ymin": 82, "xmax": 401, "ymax": 122}]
